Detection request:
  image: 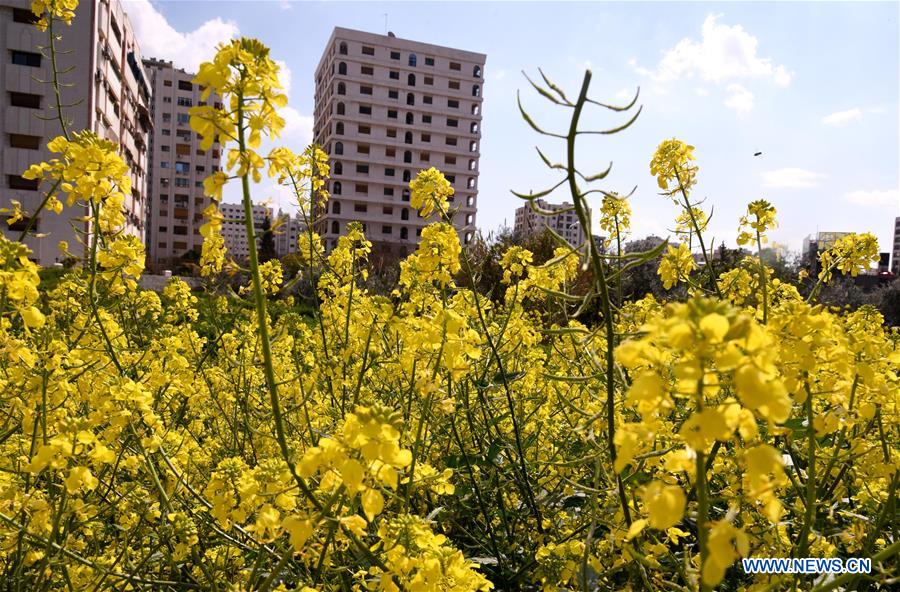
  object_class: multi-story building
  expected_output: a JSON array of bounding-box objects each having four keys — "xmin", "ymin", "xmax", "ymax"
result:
[
  {"xmin": 892, "ymin": 217, "xmax": 900, "ymax": 275},
  {"xmin": 274, "ymin": 208, "xmax": 305, "ymax": 258},
  {"xmin": 514, "ymin": 199, "xmax": 590, "ymax": 248},
  {"xmin": 143, "ymin": 58, "xmax": 222, "ymax": 270},
  {"xmin": 313, "ymin": 27, "xmax": 485, "ymax": 256},
  {"xmin": 219, "ymin": 201, "xmax": 271, "ymax": 261},
  {"xmin": 0, "ymin": 0, "xmax": 151, "ymax": 264}
]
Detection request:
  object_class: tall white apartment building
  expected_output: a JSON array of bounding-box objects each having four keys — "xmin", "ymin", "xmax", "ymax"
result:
[
  {"xmin": 274, "ymin": 209, "xmax": 305, "ymax": 258},
  {"xmin": 313, "ymin": 27, "xmax": 485, "ymax": 257},
  {"xmin": 219, "ymin": 201, "xmax": 271, "ymax": 261},
  {"xmin": 143, "ymin": 58, "xmax": 222, "ymax": 270},
  {"xmin": 514, "ymin": 199, "xmax": 590, "ymax": 248},
  {"xmin": 0, "ymin": 0, "xmax": 151, "ymax": 264},
  {"xmin": 892, "ymin": 216, "xmax": 900, "ymax": 275}
]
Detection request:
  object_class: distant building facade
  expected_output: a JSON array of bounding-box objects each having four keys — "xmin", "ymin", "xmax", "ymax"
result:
[
  {"xmin": 514, "ymin": 199, "xmax": 589, "ymax": 248},
  {"xmin": 313, "ymin": 27, "xmax": 486, "ymax": 256},
  {"xmin": 274, "ymin": 209, "xmax": 305, "ymax": 258},
  {"xmin": 893, "ymin": 217, "xmax": 900, "ymax": 275},
  {"xmin": 0, "ymin": 0, "xmax": 152, "ymax": 264},
  {"xmin": 219, "ymin": 202, "xmax": 270, "ymax": 261},
  {"xmin": 143, "ymin": 58, "xmax": 222, "ymax": 270}
]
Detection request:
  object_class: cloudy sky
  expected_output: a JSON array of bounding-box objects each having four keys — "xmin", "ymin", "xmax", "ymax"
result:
[{"xmin": 123, "ymin": 0, "xmax": 899, "ymax": 254}]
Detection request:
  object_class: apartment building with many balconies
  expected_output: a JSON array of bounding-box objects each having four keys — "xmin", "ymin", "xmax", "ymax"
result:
[
  {"xmin": 142, "ymin": 58, "xmax": 222, "ymax": 270},
  {"xmin": 514, "ymin": 199, "xmax": 590, "ymax": 248},
  {"xmin": 0, "ymin": 0, "xmax": 151, "ymax": 264},
  {"xmin": 219, "ymin": 201, "xmax": 271, "ymax": 261},
  {"xmin": 892, "ymin": 216, "xmax": 900, "ymax": 275},
  {"xmin": 313, "ymin": 27, "xmax": 485, "ymax": 256}
]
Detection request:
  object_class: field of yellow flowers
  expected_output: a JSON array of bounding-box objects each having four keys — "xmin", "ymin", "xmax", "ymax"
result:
[{"xmin": 0, "ymin": 3, "xmax": 897, "ymax": 591}]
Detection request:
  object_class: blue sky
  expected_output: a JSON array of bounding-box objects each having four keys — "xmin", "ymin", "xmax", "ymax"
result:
[{"xmin": 125, "ymin": 0, "xmax": 900, "ymax": 254}]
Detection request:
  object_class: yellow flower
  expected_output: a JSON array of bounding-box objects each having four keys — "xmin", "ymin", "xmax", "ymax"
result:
[
  {"xmin": 410, "ymin": 167, "xmax": 454, "ymax": 219},
  {"xmin": 657, "ymin": 243, "xmax": 696, "ymax": 290},
  {"xmin": 650, "ymin": 138, "xmax": 697, "ymax": 192},
  {"xmin": 641, "ymin": 481, "xmax": 686, "ymax": 530}
]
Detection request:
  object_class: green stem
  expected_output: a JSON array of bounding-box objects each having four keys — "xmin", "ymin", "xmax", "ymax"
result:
[
  {"xmin": 755, "ymin": 229, "xmax": 768, "ymax": 324},
  {"xmin": 796, "ymin": 383, "xmax": 816, "ymax": 557}
]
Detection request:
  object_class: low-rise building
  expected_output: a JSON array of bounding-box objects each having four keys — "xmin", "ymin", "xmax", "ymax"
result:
[{"xmin": 513, "ymin": 199, "xmax": 589, "ymax": 248}]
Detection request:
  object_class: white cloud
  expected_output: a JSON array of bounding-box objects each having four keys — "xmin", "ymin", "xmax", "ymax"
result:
[
  {"xmin": 724, "ymin": 83, "xmax": 754, "ymax": 114},
  {"xmin": 281, "ymin": 107, "xmax": 313, "ymax": 143},
  {"xmin": 631, "ymin": 14, "xmax": 792, "ymax": 87},
  {"xmin": 694, "ymin": 87, "xmax": 709, "ymax": 96},
  {"xmin": 822, "ymin": 108, "xmax": 862, "ymax": 127},
  {"xmin": 844, "ymin": 188, "xmax": 899, "ymax": 207},
  {"xmin": 275, "ymin": 60, "xmax": 292, "ymax": 96},
  {"xmin": 278, "ymin": 1, "xmax": 293, "ymax": 10},
  {"xmin": 124, "ymin": 0, "xmax": 238, "ymax": 72},
  {"xmin": 761, "ymin": 168, "xmax": 826, "ymax": 189}
]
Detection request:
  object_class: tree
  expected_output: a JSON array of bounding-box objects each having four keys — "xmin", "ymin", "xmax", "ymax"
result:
[{"xmin": 258, "ymin": 215, "xmax": 277, "ymax": 262}]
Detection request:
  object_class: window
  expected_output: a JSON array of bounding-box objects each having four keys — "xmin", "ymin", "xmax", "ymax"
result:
[
  {"xmin": 448, "ymin": 99, "xmax": 459, "ymax": 109},
  {"xmin": 362, "ymin": 46, "xmax": 375, "ymax": 56},
  {"xmin": 356, "ymin": 144, "xmax": 370, "ymax": 155},
  {"xmin": 177, "ymin": 113, "xmax": 190, "ymax": 125},
  {"xmin": 163, "ymin": 97, "xmax": 172, "ymax": 103},
  {"xmin": 8, "ymin": 175, "xmax": 39, "ymax": 191},
  {"xmin": 449, "ymin": 80, "xmax": 460, "ymax": 90},
  {"xmin": 361, "ymin": 65, "xmax": 374, "ymax": 75},
  {"xmin": 407, "ymin": 73, "xmax": 416, "ymax": 86},
  {"xmin": 333, "ymin": 181, "xmax": 342, "ymax": 194},
  {"xmin": 162, "ymin": 129, "xmax": 171, "ymax": 136},
  {"xmin": 164, "ymin": 80, "xmax": 173, "ymax": 87},
  {"xmin": 470, "ymin": 121, "xmax": 479, "ymax": 133},
  {"xmin": 334, "ymin": 162, "xmax": 343, "ymax": 175},
  {"xmin": 386, "ymin": 128, "xmax": 397, "ymax": 138},
  {"xmin": 9, "ymin": 92, "xmax": 40, "ymax": 109},
  {"xmin": 403, "ymin": 170, "xmax": 411, "ymax": 182},
  {"xmin": 473, "ymin": 65, "xmax": 482, "ymax": 78},
  {"xmin": 338, "ymin": 62, "xmax": 347, "ymax": 75},
  {"xmin": 175, "ymin": 161, "xmax": 190, "ymax": 174},
  {"xmin": 385, "ymin": 168, "xmax": 395, "ymax": 176},
  {"xmin": 446, "ymin": 174, "xmax": 456, "ymax": 183},
  {"xmin": 384, "ymin": 188, "xmax": 394, "ymax": 196},
  {"xmin": 468, "ymin": 178, "xmax": 476, "ymax": 189},
  {"xmin": 423, "ymin": 95, "xmax": 433, "ymax": 105},
  {"xmin": 389, "ymin": 70, "xmax": 399, "ymax": 80},
  {"xmin": 333, "ymin": 200, "xmax": 341, "ymax": 214},
  {"xmin": 13, "ymin": 8, "xmax": 40, "ymax": 24},
  {"xmin": 402, "ymin": 189, "xmax": 411, "ymax": 201},
  {"xmin": 469, "ymin": 141, "xmax": 478, "ymax": 152},
  {"xmin": 335, "ymin": 142, "xmax": 344, "ymax": 155},
  {"xmin": 358, "ymin": 125, "xmax": 371, "ymax": 135},
  {"xmin": 468, "ymin": 159, "xmax": 477, "ymax": 171},
  {"xmin": 420, "ymin": 152, "xmax": 430, "ymax": 162},
  {"xmin": 354, "ymin": 203, "xmax": 367, "ymax": 212},
  {"xmin": 356, "ymin": 164, "xmax": 369, "ymax": 174},
  {"xmin": 422, "ymin": 114, "xmax": 432, "ymax": 124},
  {"xmin": 360, "ymin": 85, "xmax": 373, "ymax": 95},
  {"xmin": 444, "ymin": 155, "xmax": 457, "ymax": 165},
  {"xmin": 339, "ymin": 42, "xmax": 348, "ymax": 55},
  {"xmin": 404, "ymin": 132, "xmax": 413, "ymax": 144},
  {"xmin": 359, "ymin": 105, "xmax": 372, "ymax": 115},
  {"xmin": 403, "ymin": 151, "xmax": 412, "ymax": 163},
  {"xmin": 473, "ymin": 85, "xmax": 481, "ymax": 97},
  {"xmin": 447, "ymin": 118, "xmax": 458, "ymax": 127},
  {"xmin": 177, "ymin": 96, "xmax": 193, "ymax": 106},
  {"xmin": 425, "ymin": 57, "xmax": 435, "ymax": 66},
  {"xmin": 336, "ymin": 102, "xmax": 345, "ymax": 115},
  {"xmin": 9, "ymin": 134, "xmax": 40, "ymax": 149},
  {"xmin": 390, "ymin": 51, "xmax": 400, "ymax": 60},
  {"xmin": 388, "ymin": 90, "xmax": 398, "ymax": 99},
  {"xmin": 405, "ymin": 112, "xmax": 414, "ymax": 125},
  {"xmin": 424, "ymin": 76, "xmax": 434, "ymax": 86},
  {"xmin": 382, "ymin": 225, "xmax": 392, "ymax": 235},
  {"xmin": 445, "ymin": 137, "xmax": 458, "ymax": 146},
  {"xmin": 472, "ymin": 103, "xmax": 480, "ymax": 115},
  {"xmin": 331, "ymin": 220, "xmax": 340, "ymax": 234},
  {"xmin": 337, "ymin": 82, "xmax": 346, "ymax": 95},
  {"xmin": 175, "ymin": 178, "xmax": 189, "ymax": 187},
  {"xmin": 421, "ymin": 133, "xmax": 431, "ymax": 142},
  {"xmin": 401, "ymin": 208, "xmax": 409, "ymax": 221},
  {"xmin": 336, "ymin": 122, "xmax": 344, "ymax": 135},
  {"xmin": 406, "ymin": 93, "xmax": 414, "ymax": 106},
  {"xmin": 11, "ymin": 50, "xmax": 41, "ymax": 67},
  {"xmin": 161, "ymin": 145, "xmax": 171, "ymax": 152},
  {"xmin": 385, "ymin": 147, "xmax": 396, "ymax": 157},
  {"xmin": 409, "ymin": 53, "xmax": 417, "ymax": 67},
  {"xmin": 450, "ymin": 61, "xmax": 461, "ymax": 71},
  {"xmin": 467, "ymin": 196, "xmax": 475, "ymax": 207},
  {"xmin": 387, "ymin": 109, "xmax": 398, "ymax": 119}
]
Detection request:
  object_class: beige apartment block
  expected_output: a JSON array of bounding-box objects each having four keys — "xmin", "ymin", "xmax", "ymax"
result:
[
  {"xmin": 143, "ymin": 58, "xmax": 222, "ymax": 270},
  {"xmin": 274, "ymin": 208, "xmax": 305, "ymax": 258},
  {"xmin": 313, "ymin": 27, "xmax": 485, "ymax": 256},
  {"xmin": 514, "ymin": 199, "xmax": 590, "ymax": 248},
  {"xmin": 0, "ymin": 0, "xmax": 151, "ymax": 265},
  {"xmin": 219, "ymin": 201, "xmax": 271, "ymax": 261}
]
